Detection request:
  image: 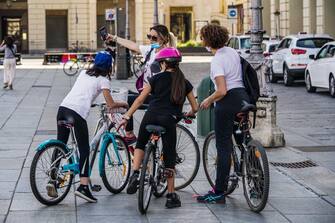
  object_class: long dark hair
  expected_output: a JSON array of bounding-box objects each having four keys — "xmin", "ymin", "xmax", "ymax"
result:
[
  {"xmin": 4, "ymin": 36, "xmax": 14, "ymax": 48},
  {"xmin": 86, "ymin": 66, "xmax": 111, "ymax": 80},
  {"xmin": 166, "ymin": 61, "xmax": 186, "ymax": 105}
]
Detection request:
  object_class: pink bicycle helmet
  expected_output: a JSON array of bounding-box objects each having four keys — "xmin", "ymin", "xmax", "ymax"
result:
[{"xmin": 155, "ymin": 47, "xmax": 182, "ymax": 63}]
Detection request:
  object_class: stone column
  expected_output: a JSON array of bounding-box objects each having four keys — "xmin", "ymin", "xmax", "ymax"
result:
[
  {"xmin": 135, "ymin": 0, "xmax": 144, "ymax": 44},
  {"xmin": 89, "ymin": 0, "xmax": 97, "ymax": 50},
  {"xmin": 247, "ymin": 0, "xmax": 285, "ymax": 148}
]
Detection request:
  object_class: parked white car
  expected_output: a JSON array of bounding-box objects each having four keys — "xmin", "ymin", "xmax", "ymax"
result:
[
  {"xmin": 305, "ymin": 41, "xmax": 335, "ymax": 97},
  {"xmin": 227, "ymin": 35, "xmax": 270, "ymax": 58},
  {"xmin": 270, "ymin": 33, "xmax": 334, "ymax": 86},
  {"xmin": 262, "ymin": 40, "xmax": 280, "ymax": 58}
]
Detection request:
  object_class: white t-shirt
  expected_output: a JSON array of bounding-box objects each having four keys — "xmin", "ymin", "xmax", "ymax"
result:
[
  {"xmin": 210, "ymin": 47, "xmax": 244, "ymax": 91},
  {"xmin": 139, "ymin": 45, "xmax": 157, "ymax": 83},
  {"xmin": 60, "ymin": 70, "xmax": 111, "ymax": 120}
]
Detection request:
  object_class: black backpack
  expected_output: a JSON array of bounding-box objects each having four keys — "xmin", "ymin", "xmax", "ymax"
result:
[{"xmin": 240, "ymin": 56, "xmax": 260, "ymax": 105}]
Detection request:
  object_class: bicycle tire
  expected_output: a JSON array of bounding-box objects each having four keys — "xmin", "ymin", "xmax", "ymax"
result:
[
  {"xmin": 202, "ymin": 131, "xmax": 239, "ymax": 195},
  {"xmin": 242, "ymin": 139, "xmax": 270, "ymax": 213},
  {"xmin": 101, "ymin": 135, "xmax": 131, "ymax": 194},
  {"xmin": 138, "ymin": 144, "xmax": 155, "ymax": 214},
  {"xmin": 174, "ymin": 124, "xmax": 200, "ymax": 190},
  {"xmin": 63, "ymin": 60, "xmax": 79, "ymax": 76},
  {"xmin": 30, "ymin": 144, "xmax": 73, "ymax": 206}
]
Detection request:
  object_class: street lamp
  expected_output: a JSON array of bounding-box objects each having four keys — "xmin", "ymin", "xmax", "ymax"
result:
[{"xmin": 247, "ymin": 0, "xmax": 285, "ymax": 148}]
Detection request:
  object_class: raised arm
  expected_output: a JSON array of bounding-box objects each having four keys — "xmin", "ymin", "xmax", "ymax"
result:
[{"xmin": 106, "ymin": 34, "xmax": 140, "ymax": 53}]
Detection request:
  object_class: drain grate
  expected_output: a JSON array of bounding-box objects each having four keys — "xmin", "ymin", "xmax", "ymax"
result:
[
  {"xmin": 32, "ymin": 85, "xmax": 52, "ymax": 88},
  {"xmin": 270, "ymin": 160, "xmax": 318, "ymax": 169},
  {"xmin": 35, "ymin": 130, "xmax": 57, "ymax": 135}
]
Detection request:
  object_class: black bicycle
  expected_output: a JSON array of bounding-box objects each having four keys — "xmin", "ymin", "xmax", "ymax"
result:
[
  {"xmin": 138, "ymin": 115, "xmax": 198, "ymax": 214},
  {"xmin": 203, "ymin": 101, "xmax": 270, "ymax": 212}
]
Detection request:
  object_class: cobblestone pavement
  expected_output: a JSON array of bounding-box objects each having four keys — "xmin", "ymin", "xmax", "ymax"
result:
[{"xmin": 0, "ymin": 59, "xmax": 334, "ymax": 223}]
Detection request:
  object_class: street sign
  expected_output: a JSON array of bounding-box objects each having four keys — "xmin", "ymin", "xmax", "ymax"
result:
[
  {"xmin": 105, "ymin": 8, "xmax": 116, "ymax": 21},
  {"xmin": 228, "ymin": 7, "xmax": 238, "ymax": 19}
]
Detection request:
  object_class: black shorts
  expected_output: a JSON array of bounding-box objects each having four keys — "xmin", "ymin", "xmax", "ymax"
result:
[{"xmin": 136, "ymin": 111, "xmax": 177, "ymax": 168}]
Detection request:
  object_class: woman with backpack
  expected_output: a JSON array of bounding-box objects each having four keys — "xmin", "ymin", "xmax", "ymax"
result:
[
  {"xmin": 196, "ymin": 24, "xmax": 250, "ymax": 204},
  {"xmin": 106, "ymin": 24, "xmax": 176, "ymax": 144},
  {"xmin": 0, "ymin": 36, "xmax": 17, "ymax": 90},
  {"xmin": 118, "ymin": 48, "xmax": 198, "ymax": 208}
]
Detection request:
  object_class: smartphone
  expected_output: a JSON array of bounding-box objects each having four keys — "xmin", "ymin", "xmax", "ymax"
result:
[{"xmin": 99, "ymin": 26, "xmax": 108, "ymax": 41}]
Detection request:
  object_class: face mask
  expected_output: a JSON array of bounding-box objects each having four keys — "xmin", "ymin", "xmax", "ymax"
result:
[
  {"xmin": 151, "ymin": 43, "xmax": 160, "ymax": 49},
  {"xmin": 206, "ymin": 46, "xmax": 212, "ymax": 52}
]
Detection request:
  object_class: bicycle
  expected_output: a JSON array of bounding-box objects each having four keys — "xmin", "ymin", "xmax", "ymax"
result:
[
  {"xmin": 202, "ymin": 101, "xmax": 270, "ymax": 212},
  {"xmin": 137, "ymin": 115, "xmax": 198, "ymax": 214},
  {"xmin": 110, "ymin": 109, "xmax": 200, "ymax": 191},
  {"xmin": 129, "ymin": 51, "xmax": 143, "ymax": 78},
  {"xmin": 63, "ymin": 54, "xmax": 94, "ymax": 76},
  {"xmin": 30, "ymin": 104, "xmax": 131, "ymax": 205}
]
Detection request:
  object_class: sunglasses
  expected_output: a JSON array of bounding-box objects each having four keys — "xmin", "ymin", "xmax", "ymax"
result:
[{"xmin": 147, "ymin": 34, "xmax": 158, "ymax": 41}]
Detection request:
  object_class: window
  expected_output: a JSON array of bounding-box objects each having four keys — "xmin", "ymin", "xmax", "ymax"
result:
[
  {"xmin": 277, "ymin": 39, "xmax": 287, "ymax": 49},
  {"xmin": 297, "ymin": 38, "xmax": 333, "ymax": 48},
  {"xmin": 240, "ymin": 38, "xmax": 251, "ymax": 49},
  {"xmin": 285, "ymin": 39, "xmax": 292, "ymax": 48},
  {"xmin": 316, "ymin": 46, "xmax": 329, "ymax": 59},
  {"xmin": 326, "ymin": 45, "xmax": 335, "ymax": 58},
  {"xmin": 235, "ymin": 38, "xmax": 240, "ymax": 49},
  {"xmin": 227, "ymin": 38, "xmax": 235, "ymax": 48},
  {"xmin": 269, "ymin": 44, "xmax": 279, "ymax": 52}
]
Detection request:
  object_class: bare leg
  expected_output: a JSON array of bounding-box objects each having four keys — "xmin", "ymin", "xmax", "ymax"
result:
[
  {"xmin": 80, "ymin": 177, "xmax": 89, "ymax": 185},
  {"xmin": 133, "ymin": 149, "xmax": 145, "ymax": 170},
  {"xmin": 167, "ymin": 174, "xmax": 175, "ymax": 193}
]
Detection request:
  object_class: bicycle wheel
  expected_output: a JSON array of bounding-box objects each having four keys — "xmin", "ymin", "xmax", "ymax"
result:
[
  {"xmin": 30, "ymin": 144, "xmax": 73, "ymax": 205},
  {"xmin": 242, "ymin": 139, "xmax": 270, "ymax": 213},
  {"xmin": 101, "ymin": 135, "xmax": 131, "ymax": 194},
  {"xmin": 63, "ymin": 60, "xmax": 79, "ymax": 76},
  {"xmin": 174, "ymin": 124, "xmax": 200, "ymax": 190},
  {"xmin": 138, "ymin": 144, "xmax": 155, "ymax": 214},
  {"xmin": 153, "ymin": 151, "xmax": 167, "ymax": 197},
  {"xmin": 203, "ymin": 131, "xmax": 239, "ymax": 195}
]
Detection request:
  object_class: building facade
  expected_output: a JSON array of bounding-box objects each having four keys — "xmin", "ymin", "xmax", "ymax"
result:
[{"xmin": 0, "ymin": 0, "xmax": 334, "ymax": 54}]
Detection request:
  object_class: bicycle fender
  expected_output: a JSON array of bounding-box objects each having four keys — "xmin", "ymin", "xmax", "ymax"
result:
[
  {"xmin": 98, "ymin": 133, "xmax": 117, "ymax": 177},
  {"xmin": 36, "ymin": 139, "xmax": 69, "ymax": 152}
]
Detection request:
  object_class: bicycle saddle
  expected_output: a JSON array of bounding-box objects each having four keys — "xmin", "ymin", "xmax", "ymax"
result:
[
  {"xmin": 57, "ymin": 119, "xmax": 74, "ymax": 128},
  {"xmin": 145, "ymin": 125, "xmax": 166, "ymax": 135},
  {"xmin": 240, "ymin": 100, "xmax": 257, "ymax": 113}
]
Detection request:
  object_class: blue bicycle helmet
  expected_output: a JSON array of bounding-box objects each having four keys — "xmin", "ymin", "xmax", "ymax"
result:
[{"xmin": 94, "ymin": 51, "xmax": 112, "ymax": 71}]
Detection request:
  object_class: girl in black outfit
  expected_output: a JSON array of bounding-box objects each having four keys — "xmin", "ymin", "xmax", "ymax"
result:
[{"xmin": 119, "ymin": 47, "xmax": 198, "ymax": 208}]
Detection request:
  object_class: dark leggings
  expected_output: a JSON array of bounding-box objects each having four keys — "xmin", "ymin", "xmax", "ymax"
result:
[
  {"xmin": 57, "ymin": 106, "xmax": 90, "ymax": 177},
  {"xmin": 126, "ymin": 90, "xmax": 152, "ymax": 132},
  {"xmin": 135, "ymin": 111, "xmax": 177, "ymax": 169},
  {"xmin": 214, "ymin": 88, "xmax": 250, "ymax": 193}
]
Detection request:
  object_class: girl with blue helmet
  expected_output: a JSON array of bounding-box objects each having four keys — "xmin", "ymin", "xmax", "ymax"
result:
[{"xmin": 47, "ymin": 51, "xmax": 128, "ymax": 203}]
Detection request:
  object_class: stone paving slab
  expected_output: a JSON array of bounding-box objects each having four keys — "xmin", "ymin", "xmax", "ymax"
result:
[
  {"xmin": 285, "ymin": 215, "xmax": 335, "ymax": 223},
  {"xmin": 5, "ymin": 211, "xmax": 76, "ymax": 223}
]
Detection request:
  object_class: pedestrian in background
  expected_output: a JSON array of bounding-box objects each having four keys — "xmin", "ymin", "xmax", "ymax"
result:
[{"xmin": 0, "ymin": 36, "xmax": 17, "ymax": 90}]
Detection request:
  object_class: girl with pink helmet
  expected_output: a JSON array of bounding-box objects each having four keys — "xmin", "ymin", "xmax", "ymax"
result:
[{"xmin": 119, "ymin": 47, "xmax": 198, "ymax": 208}]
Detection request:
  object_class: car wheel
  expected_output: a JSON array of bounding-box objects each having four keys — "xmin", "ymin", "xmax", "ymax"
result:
[
  {"xmin": 283, "ymin": 65, "xmax": 294, "ymax": 86},
  {"xmin": 329, "ymin": 74, "xmax": 335, "ymax": 98},
  {"xmin": 269, "ymin": 67, "xmax": 278, "ymax": 83},
  {"xmin": 306, "ymin": 71, "xmax": 316, "ymax": 93}
]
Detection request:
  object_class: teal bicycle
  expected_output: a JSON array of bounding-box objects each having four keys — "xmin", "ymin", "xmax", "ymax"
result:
[{"xmin": 30, "ymin": 104, "xmax": 131, "ymax": 205}]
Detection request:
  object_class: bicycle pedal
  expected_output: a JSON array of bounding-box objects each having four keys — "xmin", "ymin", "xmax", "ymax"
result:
[{"xmin": 91, "ymin": 184, "xmax": 102, "ymax": 192}]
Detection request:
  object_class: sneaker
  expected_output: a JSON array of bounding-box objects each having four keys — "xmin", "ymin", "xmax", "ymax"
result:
[
  {"xmin": 3, "ymin": 83, "xmax": 8, "ymax": 89},
  {"xmin": 126, "ymin": 172, "xmax": 139, "ymax": 194},
  {"xmin": 46, "ymin": 182, "xmax": 58, "ymax": 198},
  {"xmin": 196, "ymin": 190, "xmax": 226, "ymax": 204},
  {"xmin": 9, "ymin": 85, "xmax": 13, "ymax": 90},
  {"xmin": 74, "ymin": 185, "xmax": 97, "ymax": 203},
  {"xmin": 165, "ymin": 193, "xmax": 181, "ymax": 208},
  {"xmin": 124, "ymin": 135, "xmax": 137, "ymax": 145}
]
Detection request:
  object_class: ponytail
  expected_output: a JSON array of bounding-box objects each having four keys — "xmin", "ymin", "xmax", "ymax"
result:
[{"xmin": 170, "ymin": 65, "xmax": 186, "ymax": 105}]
